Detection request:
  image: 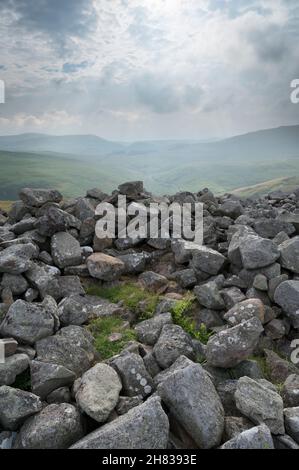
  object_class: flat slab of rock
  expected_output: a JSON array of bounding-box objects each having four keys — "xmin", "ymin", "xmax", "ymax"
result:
[
  {"xmin": 0, "ymin": 386, "xmax": 42, "ymax": 431},
  {"xmin": 206, "ymin": 317, "xmax": 264, "ymax": 368},
  {"xmin": 75, "ymin": 363, "xmax": 122, "ymax": 422},
  {"xmin": 70, "ymin": 397, "xmax": 169, "ymax": 449},
  {"xmin": 279, "ymin": 236, "xmax": 299, "ymax": 273},
  {"xmin": 0, "ymin": 296, "xmax": 58, "ymax": 345},
  {"xmin": 87, "ymin": 253, "xmax": 125, "ymax": 281},
  {"xmin": 157, "ymin": 361, "xmax": 224, "ymax": 449},
  {"xmin": 14, "ymin": 403, "xmax": 84, "ymax": 449},
  {"xmin": 235, "ymin": 377, "xmax": 285, "ymax": 435},
  {"xmin": 221, "ymin": 424, "xmax": 274, "ymax": 449}
]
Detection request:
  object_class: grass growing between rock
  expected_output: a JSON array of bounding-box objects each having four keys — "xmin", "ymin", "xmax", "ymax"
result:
[
  {"xmin": 88, "ymin": 316, "xmax": 136, "ymax": 360},
  {"xmin": 86, "ymin": 282, "xmax": 160, "ymax": 321},
  {"xmin": 171, "ymin": 294, "xmax": 214, "ymax": 345}
]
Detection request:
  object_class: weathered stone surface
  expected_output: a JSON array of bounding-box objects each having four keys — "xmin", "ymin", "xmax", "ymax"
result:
[
  {"xmin": 116, "ymin": 396, "xmax": 142, "ymax": 415},
  {"xmin": 239, "ymin": 235, "xmax": 280, "ymax": 269},
  {"xmin": 194, "ymin": 280, "xmax": 225, "ymax": 310},
  {"xmin": 264, "ymin": 349, "xmax": 298, "ymax": 383},
  {"xmin": 190, "ymin": 246, "xmax": 226, "ymax": 275},
  {"xmin": 35, "ymin": 333, "xmax": 93, "ymax": 377},
  {"xmin": 19, "ymin": 188, "xmax": 62, "ymax": 207},
  {"xmin": 221, "ymin": 424, "xmax": 274, "ymax": 449},
  {"xmin": 223, "ymin": 298, "xmax": 265, "ymax": 326},
  {"xmin": 71, "ymin": 397, "xmax": 169, "ymax": 449},
  {"xmin": 51, "ymin": 232, "xmax": 82, "ymax": 268},
  {"xmin": 274, "ymin": 281, "xmax": 299, "ymax": 328},
  {"xmin": 279, "ymin": 236, "xmax": 299, "ymax": 273},
  {"xmin": 35, "ymin": 206, "xmax": 81, "ymax": 237},
  {"xmin": 0, "ymin": 243, "xmax": 38, "ymax": 274},
  {"xmin": 87, "ymin": 253, "xmax": 125, "ymax": 281},
  {"xmin": 118, "ymin": 181, "xmax": 144, "ymax": 196},
  {"xmin": 1, "ymin": 273, "xmax": 29, "ymax": 295},
  {"xmin": 282, "ymin": 374, "xmax": 299, "ymax": 407},
  {"xmin": 30, "ymin": 360, "xmax": 76, "ymax": 399},
  {"xmin": 253, "ymin": 218, "xmax": 295, "ymax": 239},
  {"xmin": 157, "ymin": 362, "xmax": 224, "ymax": 449},
  {"xmin": 0, "ymin": 296, "xmax": 59, "ymax": 345},
  {"xmin": 153, "ymin": 324, "xmax": 195, "ymax": 369},
  {"xmin": 139, "ymin": 271, "xmax": 168, "ymax": 293},
  {"xmin": 206, "ymin": 317, "xmax": 264, "ymax": 368},
  {"xmin": 284, "ymin": 407, "xmax": 299, "ymax": 444},
  {"xmin": 112, "ymin": 352, "xmax": 154, "ymax": 398},
  {"xmin": 25, "ymin": 261, "xmax": 60, "ymax": 299},
  {"xmin": 0, "ymin": 354, "xmax": 29, "ymax": 386},
  {"xmin": 0, "ymin": 386, "xmax": 42, "ymax": 431},
  {"xmin": 75, "ymin": 363, "xmax": 122, "ymax": 422},
  {"xmin": 14, "ymin": 404, "xmax": 84, "ymax": 449},
  {"xmin": 235, "ymin": 377, "xmax": 285, "ymax": 434},
  {"xmin": 135, "ymin": 313, "xmax": 172, "ymax": 346}
]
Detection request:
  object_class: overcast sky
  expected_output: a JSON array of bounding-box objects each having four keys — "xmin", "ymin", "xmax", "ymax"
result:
[{"xmin": 0, "ymin": 0, "xmax": 298, "ymax": 140}]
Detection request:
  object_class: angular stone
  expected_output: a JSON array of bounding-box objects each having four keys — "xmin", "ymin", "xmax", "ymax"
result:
[
  {"xmin": 284, "ymin": 407, "xmax": 299, "ymax": 444},
  {"xmin": 116, "ymin": 396, "xmax": 142, "ymax": 415},
  {"xmin": 221, "ymin": 424, "xmax": 274, "ymax": 449},
  {"xmin": 157, "ymin": 362, "xmax": 224, "ymax": 449},
  {"xmin": 118, "ymin": 181, "xmax": 144, "ymax": 196},
  {"xmin": 253, "ymin": 218, "xmax": 295, "ymax": 239},
  {"xmin": 112, "ymin": 352, "xmax": 154, "ymax": 398},
  {"xmin": 135, "ymin": 313, "xmax": 172, "ymax": 346},
  {"xmin": 235, "ymin": 377, "xmax": 285, "ymax": 434},
  {"xmin": 87, "ymin": 253, "xmax": 125, "ymax": 281},
  {"xmin": 153, "ymin": 324, "xmax": 195, "ymax": 369},
  {"xmin": 139, "ymin": 271, "xmax": 168, "ymax": 293},
  {"xmin": 264, "ymin": 349, "xmax": 298, "ymax": 383},
  {"xmin": 279, "ymin": 236, "xmax": 299, "ymax": 274},
  {"xmin": 282, "ymin": 374, "xmax": 299, "ymax": 407},
  {"xmin": 206, "ymin": 317, "xmax": 264, "ymax": 368},
  {"xmin": 75, "ymin": 363, "xmax": 122, "ymax": 422},
  {"xmin": 51, "ymin": 232, "xmax": 82, "ymax": 269},
  {"xmin": 35, "ymin": 206, "xmax": 81, "ymax": 237},
  {"xmin": 194, "ymin": 280, "xmax": 225, "ymax": 310},
  {"xmin": 191, "ymin": 246, "xmax": 226, "ymax": 275},
  {"xmin": 274, "ymin": 281, "xmax": 299, "ymax": 328},
  {"xmin": 0, "ymin": 243, "xmax": 38, "ymax": 274},
  {"xmin": 223, "ymin": 298, "xmax": 265, "ymax": 326},
  {"xmin": 240, "ymin": 235, "xmax": 280, "ymax": 269},
  {"xmin": 30, "ymin": 360, "xmax": 76, "ymax": 399},
  {"xmin": 0, "ymin": 386, "xmax": 42, "ymax": 431},
  {"xmin": 71, "ymin": 397, "xmax": 169, "ymax": 449},
  {"xmin": 19, "ymin": 188, "xmax": 62, "ymax": 207},
  {"xmin": 0, "ymin": 296, "xmax": 59, "ymax": 345},
  {"xmin": 1, "ymin": 273, "xmax": 29, "ymax": 295},
  {"xmin": 14, "ymin": 403, "xmax": 84, "ymax": 449},
  {"xmin": 0, "ymin": 353, "xmax": 29, "ymax": 386}
]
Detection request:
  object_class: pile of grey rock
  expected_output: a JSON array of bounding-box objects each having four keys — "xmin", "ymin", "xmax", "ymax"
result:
[{"xmin": 0, "ymin": 182, "xmax": 299, "ymax": 449}]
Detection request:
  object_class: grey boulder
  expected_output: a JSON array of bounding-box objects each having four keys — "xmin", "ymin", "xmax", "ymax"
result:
[
  {"xmin": 157, "ymin": 360, "xmax": 224, "ymax": 448},
  {"xmin": 153, "ymin": 324, "xmax": 195, "ymax": 369},
  {"xmin": 221, "ymin": 424, "xmax": 274, "ymax": 449},
  {"xmin": 274, "ymin": 280, "xmax": 299, "ymax": 328},
  {"xmin": 71, "ymin": 397, "xmax": 169, "ymax": 449},
  {"xmin": 51, "ymin": 232, "xmax": 82, "ymax": 269},
  {"xmin": 19, "ymin": 188, "xmax": 62, "ymax": 207},
  {"xmin": 235, "ymin": 377, "xmax": 285, "ymax": 435},
  {"xmin": 206, "ymin": 317, "xmax": 264, "ymax": 368},
  {"xmin": 30, "ymin": 360, "xmax": 76, "ymax": 399},
  {"xmin": 0, "ymin": 386, "xmax": 42, "ymax": 431},
  {"xmin": 75, "ymin": 363, "xmax": 122, "ymax": 422},
  {"xmin": 0, "ymin": 243, "xmax": 38, "ymax": 274},
  {"xmin": 14, "ymin": 403, "xmax": 84, "ymax": 449},
  {"xmin": 0, "ymin": 354, "xmax": 29, "ymax": 386}
]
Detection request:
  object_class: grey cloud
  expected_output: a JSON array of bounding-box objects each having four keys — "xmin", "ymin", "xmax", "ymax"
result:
[
  {"xmin": 0, "ymin": 0, "xmax": 97, "ymax": 46},
  {"xmin": 247, "ymin": 24, "xmax": 290, "ymax": 63}
]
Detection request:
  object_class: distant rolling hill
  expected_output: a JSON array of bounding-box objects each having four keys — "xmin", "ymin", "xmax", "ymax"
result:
[
  {"xmin": 231, "ymin": 176, "xmax": 299, "ymax": 199},
  {"xmin": 0, "ymin": 125, "xmax": 298, "ymax": 199}
]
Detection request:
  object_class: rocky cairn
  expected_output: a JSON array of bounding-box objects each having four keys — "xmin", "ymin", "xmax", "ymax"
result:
[{"xmin": 0, "ymin": 183, "xmax": 299, "ymax": 449}]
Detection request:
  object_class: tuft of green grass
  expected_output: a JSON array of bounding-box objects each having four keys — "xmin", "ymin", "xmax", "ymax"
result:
[
  {"xmin": 171, "ymin": 294, "xmax": 213, "ymax": 345},
  {"xmin": 87, "ymin": 316, "xmax": 136, "ymax": 360},
  {"xmin": 86, "ymin": 282, "xmax": 160, "ymax": 321},
  {"xmin": 12, "ymin": 369, "xmax": 31, "ymax": 392}
]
